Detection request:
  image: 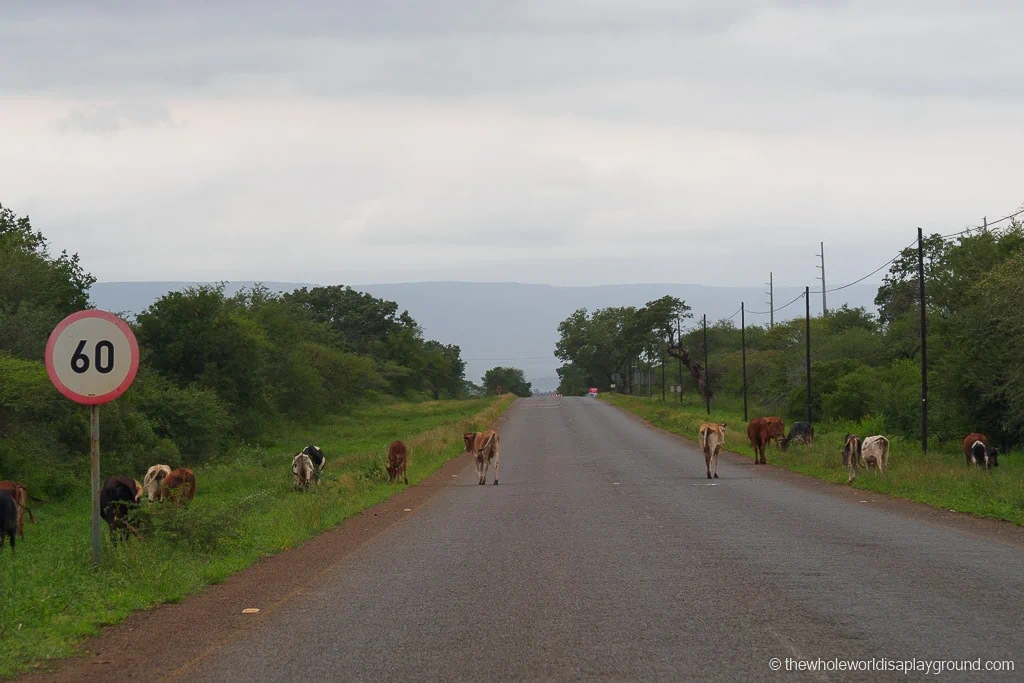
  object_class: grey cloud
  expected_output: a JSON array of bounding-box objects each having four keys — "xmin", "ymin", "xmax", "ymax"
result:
[{"xmin": 54, "ymin": 102, "xmax": 179, "ymax": 133}]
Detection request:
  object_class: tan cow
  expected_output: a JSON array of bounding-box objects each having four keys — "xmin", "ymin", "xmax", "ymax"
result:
[
  {"xmin": 698, "ymin": 423, "xmax": 726, "ymax": 480},
  {"xmin": 463, "ymin": 430, "xmax": 500, "ymax": 485},
  {"xmin": 842, "ymin": 434, "xmax": 861, "ymax": 483},
  {"xmin": 142, "ymin": 464, "xmax": 172, "ymax": 502},
  {"xmin": 859, "ymin": 435, "xmax": 890, "ymax": 475}
]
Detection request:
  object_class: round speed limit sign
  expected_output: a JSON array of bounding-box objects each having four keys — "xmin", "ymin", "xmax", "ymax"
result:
[{"xmin": 45, "ymin": 310, "xmax": 140, "ymax": 405}]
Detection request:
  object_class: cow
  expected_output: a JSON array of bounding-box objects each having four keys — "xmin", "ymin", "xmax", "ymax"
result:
[
  {"xmin": 301, "ymin": 445, "xmax": 326, "ymax": 482},
  {"xmin": 0, "ymin": 490, "xmax": 16, "ymax": 551},
  {"xmin": 292, "ymin": 452, "xmax": 314, "ymax": 490},
  {"xmin": 0, "ymin": 480, "xmax": 44, "ymax": 540},
  {"xmin": 781, "ymin": 422, "xmax": 814, "ymax": 450},
  {"xmin": 962, "ymin": 432, "xmax": 999, "ymax": 470},
  {"xmin": 763, "ymin": 417, "xmax": 786, "ymax": 448},
  {"xmin": 387, "ymin": 440, "xmax": 409, "ymax": 485},
  {"xmin": 859, "ymin": 435, "xmax": 890, "ymax": 475},
  {"xmin": 463, "ymin": 430, "xmax": 501, "ymax": 485},
  {"xmin": 842, "ymin": 434, "xmax": 862, "ymax": 483},
  {"xmin": 142, "ymin": 464, "xmax": 172, "ymax": 502},
  {"xmin": 746, "ymin": 418, "xmax": 771, "ymax": 465},
  {"xmin": 99, "ymin": 476, "xmax": 143, "ymax": 545},
  {"xmin": 159, "ymin": 467, "xmax": 196, "ymax": 505},
  {"xmin": 698, "ymin": 423, "xmax": 726, "ymax": 479}
]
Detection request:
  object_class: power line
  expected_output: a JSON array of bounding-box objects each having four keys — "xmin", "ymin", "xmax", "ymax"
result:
[{"xmin": 747, "ymin": 290, "xmax": 805, "ymax": 316}]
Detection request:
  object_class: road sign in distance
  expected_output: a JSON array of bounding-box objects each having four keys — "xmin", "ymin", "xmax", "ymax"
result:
[{"xmin": 45, "ymin": 310, "xmax": 140, "ymax": 405}]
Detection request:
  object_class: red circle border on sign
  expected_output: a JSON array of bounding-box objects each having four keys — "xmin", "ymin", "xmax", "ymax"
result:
[{"xmin": 45, "ymin": 309, "xmax": 140, "ymax": 405}]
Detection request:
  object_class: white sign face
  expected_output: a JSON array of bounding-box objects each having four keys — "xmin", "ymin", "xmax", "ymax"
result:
[{"xmin": 46, "ymin": 310, "xmax": 140, "ymax": 405}]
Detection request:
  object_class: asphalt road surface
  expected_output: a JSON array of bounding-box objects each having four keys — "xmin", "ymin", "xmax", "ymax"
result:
[{"xmin": 183, "ymin": 397, "xmax": 1023, "ymax": 682}]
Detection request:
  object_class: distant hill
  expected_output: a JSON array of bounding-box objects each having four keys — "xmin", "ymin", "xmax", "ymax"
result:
[{"xmin": 90, "ymin": 281, "xmax": 880, "ymax": 392}]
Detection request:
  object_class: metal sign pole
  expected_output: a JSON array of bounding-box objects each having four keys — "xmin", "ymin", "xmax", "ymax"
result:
[{"xmin": 91, "ymin": 404, "xmax": 101, "ymax": 565}]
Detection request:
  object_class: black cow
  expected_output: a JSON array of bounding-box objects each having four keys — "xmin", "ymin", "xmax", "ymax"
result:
[
  {"xmin": 0, "ymin": 490, "xmax": 16, "ymax": 551},
  {"xmin": 301, "ymin": 445, "xmax": 326, "ymax": 482},
  {"xmin": 100, "ymin": 476, "xmax": 143, "ymax": 545},
  {"xmin": 781, "ymin": 421, "xmax": 814, "ymax": 449}
]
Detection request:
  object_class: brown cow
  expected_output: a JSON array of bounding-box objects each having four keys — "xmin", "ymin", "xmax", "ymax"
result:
[
  {"xmin": 747, "ymin": 418, "xmax": 771, "ymax": 465},
  {"xmin": 962, "ymin": 432, "xmax": 999, "ymax": 469},
  {"xmin": 387, "ymin": 440, "xmax": 409, "ymax": 484},
  {"xmin": 763, "ymin": 417, "xmax": 785, "ymax": 448},
  {"xmin": 159, "ymin": 467, "xmax": 196, "ymax": 505},
  {"xmin": 698, "ymin": 423, "xmax": 726, "ymax": 479},
  {"xmin": 463, "ymin": 430, "xmax": 501, "ymax": 485},
  {"xmin": 0, "ymin": 480, "xmax": 43, "ymax": 540},
  {"xmin": 842, "ymin": 434, "xmax": 861, "ymax": 483}
]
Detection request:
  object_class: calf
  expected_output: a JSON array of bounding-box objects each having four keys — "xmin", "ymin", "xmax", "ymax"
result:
[
  {"xmin": 781, "ymin": 422, "xmax": 814, "ymax": 450},
  {"xmin": 842, "ymin": 434, "xmax": 862, "ymax": 483},
  {"xmin": 463, "ymin": 430, "xmax": 501, "ymax": 485},
  {"xmin": 301, "ymin": 445, "xmax": 326, "ymax": 482},
  {"xmin": 292, "ymin": 452, "xmax": 314, "ymax": 490},
  {"xmin": 0, "ymin": 480, "xmax": 43, "ymax": 540},
  {"xmin": 142, "ymin": 464, "xmax": 172, "ymax": 502},
  {"xmin": 698, "ymin": 423, "xmax": 726, "ymax": 479},
  {"xmin": 159, "ymin": 467, "xmax": 197, "ymax": 504},
  {"xmin": 0, "ymin": 490, "xmax": 16, "ymax": 551},
  {"xmin": 746, "ymin": 418, "xmax": 771, "ymax": 465},
  {"xmin": 859, "ymin": 435, "xmax": 890, "ymax": 475},
  {"xmin": 99, "ymin": 476, "xmax": 143, "ymax": 545},
  {"xmin": 387, "ymin": 440, "xmax": 409, "ymax": 485},
  {"xmin": 763, "ymin": 417, "xmax": 786, "ymax": 448},
  {"xmin": 962, "ymin": 432, "xmax": 999, "ymax": 470}
]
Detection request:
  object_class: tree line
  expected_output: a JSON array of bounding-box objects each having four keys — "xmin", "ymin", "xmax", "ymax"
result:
[
  {"xmin": 0, "ymin": 202, "xmax": 487, "ymax": 498},
  {"xmin": 555, "ymin": 212, "xmax": 1024, "ymax": 448}
]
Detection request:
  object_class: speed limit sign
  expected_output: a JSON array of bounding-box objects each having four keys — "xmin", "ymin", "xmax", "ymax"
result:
[
  {"xmin": 46, "ymin": 310, "xmax": 139, "ymax": 405},
  {"xmin": 46, "ymin": 309, "xmax": 139, "ymax": 564}
]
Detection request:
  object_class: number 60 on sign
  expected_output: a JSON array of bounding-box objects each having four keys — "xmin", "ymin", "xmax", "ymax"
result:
[{"xmin": 46, "ymin": 310, "xmax": 139, "ymax": 405}]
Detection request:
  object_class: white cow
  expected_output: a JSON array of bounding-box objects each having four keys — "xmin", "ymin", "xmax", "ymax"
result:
[
  {"xmin": 142, "ymin": 464, "xmax": 172, "ymax": 502},
  {"xmin": 859, "ymin": 435, "xmax": 890, "ymax": 475},
  {"xmin": 292, "ymin": 453, "xmax": 314, "ymax": 490}
]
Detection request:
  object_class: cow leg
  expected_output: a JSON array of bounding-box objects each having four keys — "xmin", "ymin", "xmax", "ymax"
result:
[
  {"xmin": 705, "ymin": 449, "xmax": 712, "ymax": 479},
  {"xmin": 712, "ymin": 446, "xmax": 720, "ymax": 478},
  {"xmin": 477, "ymin": 456, "xmax": 485, "ymax": 485},
  {"xmin": 492, "ymin": 445, "xmax": 500, "ymax": 485}
]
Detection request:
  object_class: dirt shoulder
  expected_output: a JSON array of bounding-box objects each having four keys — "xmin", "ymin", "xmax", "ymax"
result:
[{"xmin": 15, "ymin": 407, "xmax": 515, "ymax": 683}]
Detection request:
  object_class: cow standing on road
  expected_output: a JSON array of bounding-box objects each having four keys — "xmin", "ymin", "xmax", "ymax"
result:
[
  {"xmin": 698, "ymin": 423, "xmax": 726, "ymax": 479},
  {"xmin": 463, "ymin": 430, "xmax": 501, "ymax": 485},
  {"xmin": 746, "ymin": 418, "xmax": 771, "ymax": 465}
]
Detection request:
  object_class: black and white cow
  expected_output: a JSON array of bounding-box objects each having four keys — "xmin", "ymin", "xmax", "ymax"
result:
[{"xmin": 301, "ymin": 445, "xmax": 326, "ymax": 482}]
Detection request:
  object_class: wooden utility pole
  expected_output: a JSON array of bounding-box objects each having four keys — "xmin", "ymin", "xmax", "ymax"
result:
[
  {"xmin": 766, "ymin": 272, "xmax": 775, "ymax": 328},
  {"xmin": 816, "ymin": 242, "xmax": 827, "ymax": 315},
  {"xmin": 918, "ymin": 227, "xmax": 928, "ymax": 455}
]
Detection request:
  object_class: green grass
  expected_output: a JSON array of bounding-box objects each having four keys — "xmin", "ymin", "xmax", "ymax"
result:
[
  {"xmin": 604, "ymin": 393, "xmax": 1024, "ymax": 526},
  {"xmin": 0, "ymin": 395, "xmax": 513, "ymax": 678}
]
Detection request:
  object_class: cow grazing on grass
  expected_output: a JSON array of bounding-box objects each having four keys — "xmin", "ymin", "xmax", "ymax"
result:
[
  {"xmin": 842, "ymin": 434, "xmax": 862, "ymax": 483},
  {"xmin": 387, "ymin": 440, "xmax": 409, "ymax": 484},
  {"xmin": 463, "ymin": 430, "xmax": 501, "ymax": 485},
  {"xmin": 763, "ymin": 417, "xmax": 786, "ymax": 448},
  {"xmin": 0, "ymin": 480, "xmax": 44, "ymax": 540},
  {"xmin": 99, "ymin": 476, "xmax": 143, "ymax": 545},
  {"xmin": 698, "ymin": 423, "xmax": 726, "ymax": 479},
  {"xmin": 746, "ymin": 418, "xmax": 771, "ymax": 465},
  {"xmin": 142, "ymin": 464, "xmax": 171, "ymax": 502},
  {"xmin": 159, "ymin": 467, "xmax": 196, "ymax": 504},
  {"xmin": 292, "ymin": 452, "xmax": 314, "ymax": 490},
  {"xmin": 0, "ymin": 490, "xmax": 16, "ymax": 551},
  {"xmin": 301, "ymin": 445, "xmax": 326, "ymax": 482},
  {"xmin": 962, "ymin": 432, "xmax": 999, "ymax": 470},
  {"xmin": 859, "ymin": 435, "xmax": 890, "ymax": 475},
  {"xmin": 781, "ymin": 422, "xmax": 814, "ymax": 450}
]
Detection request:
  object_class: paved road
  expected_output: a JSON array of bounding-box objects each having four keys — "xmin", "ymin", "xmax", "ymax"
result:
[{"xmin": 184, "ymin": 397, "xmax": 1023, "ymax": 682}]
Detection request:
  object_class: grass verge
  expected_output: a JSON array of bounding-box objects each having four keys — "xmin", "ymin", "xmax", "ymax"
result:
[
  {"xmin": 604, "ymin": 393, "xmax": 1024, "ymax": 526},
  {"xmin": 0, "ymin": 395, "xmax": 513, "ymax": 678}
]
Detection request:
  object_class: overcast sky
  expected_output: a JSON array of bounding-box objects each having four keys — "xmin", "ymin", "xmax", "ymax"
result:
[{"xmin": 2, "ymin": 1, "xmax": 1022, "ymax": 288}]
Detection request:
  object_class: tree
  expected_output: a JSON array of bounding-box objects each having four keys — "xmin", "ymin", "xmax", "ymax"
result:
[
  {"xmin": 422, "ymin": 341, "xmax": 466, "ymax": 399},
  {"xmin": 482, "ymin": 367, "xmax": 532, "ymax": 397}
]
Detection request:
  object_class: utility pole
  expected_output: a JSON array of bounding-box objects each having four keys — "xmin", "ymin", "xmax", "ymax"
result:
[
  {"xmin": 816, "ymin": 242, "xmax": 827, "ymax": 315},
  {"xmin": 765, "ymin": 272, "xmax": 774, "ymax": 328},
  {"xmin": 702, "ymin": 313, "xmax": 710, "ymax": 415},
  {"xmin": 805, "ymin": 286, "xmax": 812, "ymax": 427},
  {"xmin": 741, "ymin": 302, "xmax": 748, "ymax": 422},
  {"xmin": 918, "ymin": 227, "xmax": 928, "ymax": 455},
  {"xmin": 676, "ymin": 315, "xmax": 683, "ymax": 403}
]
